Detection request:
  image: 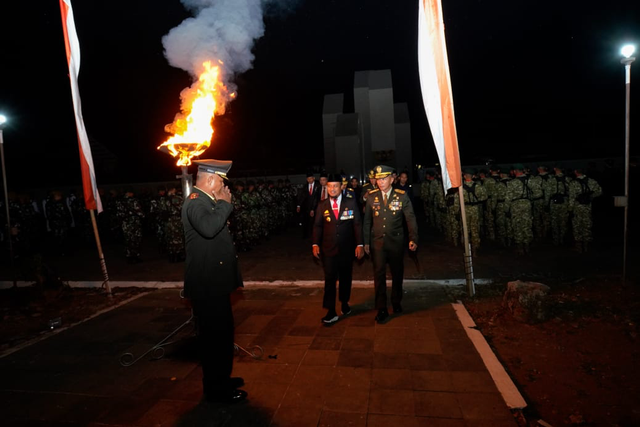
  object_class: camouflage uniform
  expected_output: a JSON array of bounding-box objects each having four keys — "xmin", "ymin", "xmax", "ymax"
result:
[
  {"xmin": 461, "ymin": 179, "xmax": 488, "ymax": 251},
  {"xmin": 529, "ymin": 171, "xmax": 551, "ymax": 239},
  {"xmin": 116, "ymin": 192, "xmax": 145, "ymax": 261},
  {"xmin": 445, "ymin": 188, "xmax": 460, "ymax": 246},
  {"xmin": 505, "ymin": 173, "xmax": 534, "ymax": 253},
  {"xmin": 149, "ymin": 190, "xmax": 168, "ymax": 253},
  {"xmin": 430, "ymin": 177, "xmax": 446, "ymax": 233},
  {"xmin": 568, "ymin": 174, "xmax": 602, "ymax": 252},
  {"xmin": 481, "ymin": 174, "xmax": 499, "ymax": 241},
  {"xmin": 46, "ymin": 193, "xmax": 72, "ymax": 253},
  {"xmin": 420, "ymin": 178, "xmax": 432, "ymax": 225},
  {"xmin": 494, "ymin": 174, "xmax": 512, "ymax": 247},
  {"xmin": 547, "ymin": 171, "xmax": 571, "ymax": 246},
  {"xmin": 164, "ymin": 191, "xmax": 185, "ymax": 262}
]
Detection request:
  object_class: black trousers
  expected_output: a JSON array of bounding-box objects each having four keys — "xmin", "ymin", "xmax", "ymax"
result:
[
  {"xmin": 192, "ymin": 295, "xmax": 235, "ymax": 395},
  {"xmin": 371, "ymin": 247, "xmax": 404, "ymax": 310},
  {"xmin": 322, "ymin": 253, "xmax": 353, "ymax": 311}
]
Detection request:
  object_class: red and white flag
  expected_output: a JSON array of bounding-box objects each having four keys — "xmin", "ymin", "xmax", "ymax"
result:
[
  {"xmin": 59, "ymin": 0, "xmax": 102, "ymax": 212},
  {"xmin": 418, "ymin": 0, "xmax": 462, "ymax": 192}
]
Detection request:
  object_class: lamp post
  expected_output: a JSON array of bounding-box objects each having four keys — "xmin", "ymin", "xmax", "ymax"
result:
[
  {"xmin": 0, "ymin": 114, "xmax": 16, "ymax": 287},
  {"xmin": 621, "ymin": 44, "xmax": 635, "ymax": 282}
]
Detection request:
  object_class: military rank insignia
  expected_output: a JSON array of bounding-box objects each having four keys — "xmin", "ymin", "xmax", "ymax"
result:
[
  {"xmin": 323, "ymin": 210, "xmax": 331, "ymax": 222},
  {"xmin": 189, "ymin": 193, "xmax": 199, "ymax": 199}
]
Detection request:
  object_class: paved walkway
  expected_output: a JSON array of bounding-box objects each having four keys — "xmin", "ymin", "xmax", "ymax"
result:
[{"xmin": 1, "ymin": 286, "xmax": 518, "ymax": 426}]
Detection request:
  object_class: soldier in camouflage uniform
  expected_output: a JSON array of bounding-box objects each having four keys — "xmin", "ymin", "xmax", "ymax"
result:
[
  {"xmin": 461, "ymin": 169, "xmax": 488, "ymax": 253},
  {"xmin": 421, "ymin": 171, "xmax": 433, "ymax": 227},
  {"xmin": 505, "ymin": 164, "xmax": 534, "ymax": 254},
  {"xmin": 494, "ymin": 168, "xmax": 512, "ymax": 247},
  {"xmin": 530, "ymin": 165, "xmax": 551, "ymax": 240},
  {"xmin": 481, "ymin": 165, "xmax": 500, "ymax": 241},
  {"xmin": 116, "ymin": 188, "xmax": 145, "ymax": 263},
  {"xmin": 243, "ymin": 181, "xmax": 262, "ymax": 246},
  {"xmin": 231, "ymin": 181, "xmax": 251, "ymax": 251},
  {"xmin": 46, "ymin": 190, "xmax": 72, "ymax": 255},
  {"xmin": 445, "ymin": 187, "xmax": 460, "ymax": 246},
  {"xmin": 283, "ymin": 179, "xmax": 298, "ymax": 226},
  {"xmin": 149, "ymin": 186, "xmax": 168, "ymax": 254},
  {"xmin": 568, "ymin": 168, "xmax": 602, "ymax": 253},
  {"xmin": 430, "ymin": 171, "xmax": 446, "ymax": 233},
  {"xmin": 164, "ymin": 186, "xmax": 185, "ymax": 262},
  {"xmin": 547, "ymin": 165, "xmax": 572, "ymax": 246}
]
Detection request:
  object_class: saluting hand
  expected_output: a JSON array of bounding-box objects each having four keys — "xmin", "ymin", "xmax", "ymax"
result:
[{"xmin": 214, "ymin": 186, "xmax": 232, "ymax": 204}]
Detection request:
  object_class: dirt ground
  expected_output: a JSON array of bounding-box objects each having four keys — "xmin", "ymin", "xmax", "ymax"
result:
[{"xmin": 460, "ymin": 277, "xmax": 640, "ymax": 426}]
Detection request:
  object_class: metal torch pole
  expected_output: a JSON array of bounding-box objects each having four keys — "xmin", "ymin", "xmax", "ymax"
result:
[
  {"xmin": 622, "ymin": 55, "xmax": 635, "ymax": 283},
  {"xmin": 178, "ymin": 166, "xmax": 193, "ymax": 198},
  {"xmin": 0, "ymin": 129, "xmax": 16, "ymax": 287}
]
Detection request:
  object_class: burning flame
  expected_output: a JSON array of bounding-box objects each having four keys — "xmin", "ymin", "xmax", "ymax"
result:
[{"xmin": 157, "ymin": 61, "xmax": 228, "ymax": 166}]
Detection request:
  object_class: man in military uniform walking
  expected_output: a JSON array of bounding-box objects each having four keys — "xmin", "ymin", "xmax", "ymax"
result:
[
  {"xmin": 182, "ymin": 159, "xmax": 247, "ymax": 404},
  {"xmin": 313, "ymin": 174, "xmax": 364, "ymax": 325},
  {"xmin": 363, "ymin": 165, "xmax": 418, "ymax": 323}
]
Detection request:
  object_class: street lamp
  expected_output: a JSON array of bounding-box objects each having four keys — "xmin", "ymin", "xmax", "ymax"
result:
[
  {"xmin": 620, "ymin": 45, "xmax": 635, "ymax": 282},
  {"xmin": 0, "ymin": 114, "xmax": 17, "ymax": 287}
]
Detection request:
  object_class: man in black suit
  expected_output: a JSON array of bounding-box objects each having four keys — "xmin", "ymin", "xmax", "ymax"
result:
[
  {"xmin": 312, "ymin": 174, "xmax": 364, "ymax": 324},
  {"xmin": 297, "ymin": 172, "xmax": 320, "ymax": 238},
  {"xmin": 182, "ymin": 159, "xmax": 247, "ymax": 404},
  {"xmin": 363, "ymin": 165, "xmax": 419, "ymax": 323}
]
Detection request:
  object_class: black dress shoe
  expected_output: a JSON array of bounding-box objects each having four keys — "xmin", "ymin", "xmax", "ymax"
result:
[
  {"xmin": 322, "ymin": 310, "xmax": 339, "ymax": 325},
  {"xmin": 341, "ymin": 303, "xmax": 351, "ymax": 316},
  {"xmin": 206, "ymin": 389, "xmax": 248, "ymax": 404},
  {"xmin": 374, "ymin": 309, "xmax": 389, "ymax": 323},
  {"xmin": 229, "ymin": 377, "xmax": 245, "ymax": 388},
  {"xmin": 392, "ymin": 304, "xmax": 403, "ymax": 313}
]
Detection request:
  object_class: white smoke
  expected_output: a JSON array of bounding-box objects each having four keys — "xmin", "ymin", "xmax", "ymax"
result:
[{"xmin": 163, "ymin": 0, "xmax": 295, "ymax": 116}]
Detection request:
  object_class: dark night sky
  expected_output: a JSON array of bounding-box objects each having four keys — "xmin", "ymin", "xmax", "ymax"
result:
[{"xmin": 0, "ymin": 0, "xmax": 638, "ymax": 189}]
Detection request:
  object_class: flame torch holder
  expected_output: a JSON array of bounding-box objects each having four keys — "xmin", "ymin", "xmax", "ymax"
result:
[{"xmin": 177, "ymin": 166, "xmax": 193, "ymax": 198}]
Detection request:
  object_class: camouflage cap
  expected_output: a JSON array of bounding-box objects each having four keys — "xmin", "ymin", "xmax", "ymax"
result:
[
  {"xmin": 512, "ymin": 163, "xmax": 525, "ymax": 171},
  {"xmin": 462, "ymin": 168, "xmax": 476, "ymax": 175}
]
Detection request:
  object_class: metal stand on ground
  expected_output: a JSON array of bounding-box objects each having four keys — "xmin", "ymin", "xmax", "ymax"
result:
[{"xmin": 119, "ymin": 291, "xmax": 264, "ymax": 367}]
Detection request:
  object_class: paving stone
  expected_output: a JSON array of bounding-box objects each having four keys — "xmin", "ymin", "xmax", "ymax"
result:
[
  {"xmin": 372, "ymin": 352, "xmax": 410, "ymax": 369},
  {"xmin": 455, "ymin": 392, "xmax": 516, "ymax": 421},
  {"xmin": 372, "ymin": 368, "xmax": 413, "ymax": 390},
  {"xmin": 272, "ymin": 405, "xmax": 322, "ymax": 426},
  {"xmin": 414, "ymin": 390, "xmax": 463, "ymax": 418},
  {"xmin": 318, "ymin": 410, "xmax": 367, "ymax": 427},
  {"xmin": 310, "ymin": 336, "xmax": 343, "ymax": 350},
  {"xmin": 411, "ymin": 370, "xmax": 455, "ymax": 392},
  {"xmin": 302, "ymin": 349, "xmax": 340, "ymax": 366},
  {"xmin": 323, "ymin": 385, "xmax": 369, "ymax": 413},
  {"xmin": 368, "ymin": 388, "xmax": 415, "ymax": 416},
  {"xmin": 367, "ymin": 413, "xmax": 422, "ymax": 427},
  {"xmin": 342, "ymin": 337, "xmax": 374, "ymax": 351},
  {"xmin": 337, "ymin": 350, "xmax": 373, "ymax": 368}
]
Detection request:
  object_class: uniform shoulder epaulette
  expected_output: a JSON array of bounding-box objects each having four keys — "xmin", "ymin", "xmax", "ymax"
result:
[
  {"xmin": 189, "ymin": 193, "xmax": 199, "ymax": 199},
  {"xmin": 346, "ymin": 187, "xmax": 354, "ymax": 192},
  {"xmin": 394, "ymin": 189, "xmax": 406, "ymax": 194},
  {"xmin": 345, "ymin": 191, "xmax": 353, "ymax": 198},
  {"xmin": 369, "ymin": 188, "xmax": 380, "ymax": 193}
]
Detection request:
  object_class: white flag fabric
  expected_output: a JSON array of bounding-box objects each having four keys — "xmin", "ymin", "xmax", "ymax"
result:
[
  {"xmin": 418, "ymin": 0, "xmax": 462, "ymax": 192},
  {"xmin": 59, "ymin": 0, "xmax": 103, "ymax": 212}
]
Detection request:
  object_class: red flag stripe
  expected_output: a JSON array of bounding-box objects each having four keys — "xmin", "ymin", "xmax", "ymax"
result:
[{"xmin": 59, "ymin": 0, "xmax": 103, "ymax": 212}]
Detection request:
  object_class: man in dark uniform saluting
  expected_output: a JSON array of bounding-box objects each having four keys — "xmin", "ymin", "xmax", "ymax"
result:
[
  {"xmin": 182, "ymin": 159, "xmax": 247, "ymax": 404},
  {"xmin": 312, "ymin": 174, "xmax": 364, "ymax": 325},
  {"xmin": 363, "ymin": 165, "xmax": 419, "ymax": 323}
]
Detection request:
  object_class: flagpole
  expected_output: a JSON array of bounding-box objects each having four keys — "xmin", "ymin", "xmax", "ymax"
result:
[
  {"xmin": 457, "ymin": 186, "xmax": 475, "ymax": 296},
  {"xmin": 89, "ymin": 210, "xmax": 111, "ymax": 296}
]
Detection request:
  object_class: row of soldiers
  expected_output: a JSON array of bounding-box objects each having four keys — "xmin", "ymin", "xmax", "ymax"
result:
[
  {"xmin": 421, "ymin": 163, "xmax": 602, "ymax": 254},
  {"xmin": 229, "ymin": 179, "xmax": 298, "ymax": 251}
]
